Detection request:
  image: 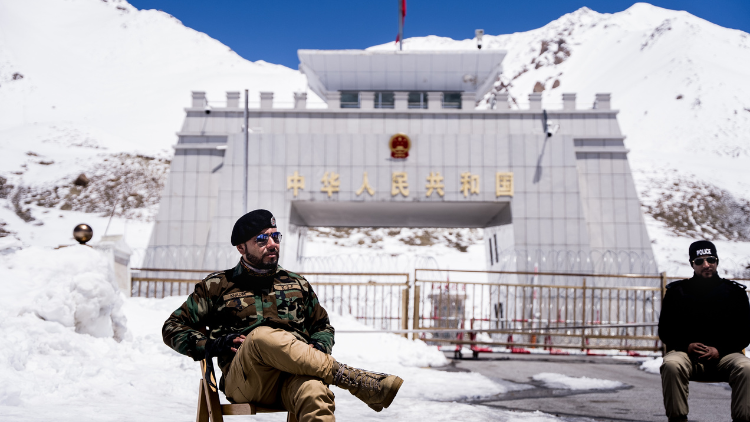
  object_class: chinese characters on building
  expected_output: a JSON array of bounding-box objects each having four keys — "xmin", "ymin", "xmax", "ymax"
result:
[
  {"xmin": 287, "ymin": 171, "xmax": 513, "ymax": 198},
  {"xmin": 286, "ymin": 171, "xmax": 305, "ymax": 197},
  {"xmin": 356, "ymin": 172, "xmax": 375, "ymax": 196},
  {"xmin": 320, "ymin": 172, "xmax": 340, "ymax": 197},
  {"xmin": 425, "ymin": 172, "xmax": 444, "ymax": 197}
]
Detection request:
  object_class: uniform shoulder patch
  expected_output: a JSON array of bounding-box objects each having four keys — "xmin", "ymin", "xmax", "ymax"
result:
[{"xmin": 203, "ymin": 271, "xmax": 225, "ymax": 282}]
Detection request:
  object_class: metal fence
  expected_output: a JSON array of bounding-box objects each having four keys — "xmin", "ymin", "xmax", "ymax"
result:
[
  {"xmin": 131, "ymin": 267, "xmax": 750, "ymax": 354},
  {"xmin": 413, "ymin": 269, "xmax": 666, "ymax": 352},
  {"xmin": 130, "ymin": 269, "xmax": 410, "ymax": 332},
  {"xmin": 131, "ymin": 268, "xmax": 207, "ymax": 298},
  {"xmin": 301, "ymin": 272, "xmax": 409, "ymax": 331}
]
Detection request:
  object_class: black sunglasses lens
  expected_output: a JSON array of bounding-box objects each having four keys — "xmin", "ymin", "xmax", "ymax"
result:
[
  {"xmin": 694, "ymin": 257, "xmax": 717, "ymax": 265},
  {"xmin": 256, "ymin": 233, "xmax": 282, "ymax": 244},
  {"xmin": 706, "ymin": 257, "xmax": 717, "ymax": 264}
]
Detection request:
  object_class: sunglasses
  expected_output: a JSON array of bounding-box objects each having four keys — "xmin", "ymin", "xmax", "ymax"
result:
[
  {"xmin": 693, "ymin": 257, "xmax": 717, "ymax": 265},
  {"xmin": 255, "ymin": 232, "xmax": 282, "ymax": 245}
]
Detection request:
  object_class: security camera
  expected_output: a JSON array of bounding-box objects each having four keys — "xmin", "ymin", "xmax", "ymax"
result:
[
  {"xmin": 546, "ymin": 123, "xmax": 560, "ymax": 137},
  {"xmin": 204, "ymin": 104, "xmax": 212, "ymax": 115},
  {"xmin": 542, "ymin": 110, "xmax": 559, "ymax": 137}
]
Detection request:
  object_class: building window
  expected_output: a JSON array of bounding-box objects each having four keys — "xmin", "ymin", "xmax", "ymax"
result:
[
  {"xmin": 374, "ymin": 92, "xmax": 395, "ymax": 109},
  {"xmin": 442, "ymin": 92, "xmax": 461, "ymax": 109},
  {"xmin": 340, "ymin": 91, "xmax": 360, "ymax": 109},
  {"xmin": 408, "ymin": 92, "xmax": 428, "ymax": 109}
]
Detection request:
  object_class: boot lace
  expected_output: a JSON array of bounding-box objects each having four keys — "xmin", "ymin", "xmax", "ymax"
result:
[{"xmin": 333, "ymin": 364, "xmax": 384, "ymax": 392}]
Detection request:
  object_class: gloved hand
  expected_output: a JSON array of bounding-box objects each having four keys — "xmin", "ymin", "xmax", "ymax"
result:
[
  {"xmin": 308, "ymin": 339, "xmax": 327, "ymax": 353},
  {"xmin": 205, "ymin": 333, "xmax": 242, "ymax": 358}
]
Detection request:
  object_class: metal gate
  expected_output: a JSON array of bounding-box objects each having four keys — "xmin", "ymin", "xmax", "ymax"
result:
[{"xmin": 413, "ymin": 269, "xmax": 665, "ymax": 352}]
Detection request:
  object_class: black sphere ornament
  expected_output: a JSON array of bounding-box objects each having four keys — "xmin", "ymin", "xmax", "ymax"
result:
[{"xmin": 73, "ymin": 224, "xmax": 93, "ymax": 244}]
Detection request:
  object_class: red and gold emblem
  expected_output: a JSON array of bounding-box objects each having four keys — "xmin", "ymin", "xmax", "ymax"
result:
[{"xmin": 389, "ymin": 133, "xmax": 411, "ymax": 159}]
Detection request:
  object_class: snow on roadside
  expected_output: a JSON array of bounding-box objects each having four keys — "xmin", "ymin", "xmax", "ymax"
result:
[
  {"xmin": 0, "ymin": 246, "xmax": 559, "ymax": 421},
  {"xmin": 532, "ymin": 372, "xmax": 626, "ymax": 390},
  {"xmin": 1, "ymin": 245, "xmax": 126, "ymax": 340},
  {"xmin": 640, "ymin": 357, "xmax": 663, "ymax": 375},
  {"xmin": 329, "ymin": 313, "xmax": 507, "ymax": 402}
]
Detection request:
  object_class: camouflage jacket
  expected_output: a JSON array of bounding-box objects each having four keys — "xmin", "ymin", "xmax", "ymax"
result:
[{"xmin": 162, "ymin": 261, "xmax": 335, "ymax": 376}]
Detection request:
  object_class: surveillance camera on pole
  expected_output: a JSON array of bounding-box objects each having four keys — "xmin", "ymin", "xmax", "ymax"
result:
[
  {"xmin": 475, "ymin": 29, "xmax": 484, "ymax": 50},
  {"xmin": 542, "ymin": 110, "xmax": 560, "ymax": 137},
  {"xmin": 204, "ymin": 103, "xmax": 212, "ymax": 114}
]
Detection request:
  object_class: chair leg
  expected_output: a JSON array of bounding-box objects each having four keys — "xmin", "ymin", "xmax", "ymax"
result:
[
  {"xmin": 202, "ymin": 378, "xmax": 225, "ymax": 422},
  {"xmin": 196, "ymin": 380, "xmax": 210, "ymax": 422}
]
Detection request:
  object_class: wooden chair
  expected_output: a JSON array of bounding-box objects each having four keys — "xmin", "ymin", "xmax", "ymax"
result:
[{"xmin": 196, "ymin": 359, "xmax": 291, "ymax": 422}]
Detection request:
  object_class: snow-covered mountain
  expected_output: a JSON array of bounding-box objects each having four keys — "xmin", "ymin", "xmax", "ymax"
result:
[
  {"xmin": 1, "ymin": 0, "xmax": 748, "ymax": 275},
  {"xmin": 369, "ymin": 4, "xmax": 750, "ymax": 273},
  {"xmin": 0, "ymin": 0, "xmax": 321, "ymax": 249}
]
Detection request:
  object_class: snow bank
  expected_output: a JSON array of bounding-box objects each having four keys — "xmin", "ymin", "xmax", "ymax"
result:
[
  {"xmin": 1, "ymin": 245, "xmax": 127, "ymax": 340},
  {"xmin": 532, "ymin": 372, "xmax": 626, "ymax": 390},
  {"xmin": 0, "ymin": 297, "xmax": 197, "ymax": 420},
  {"xmin": 330, "ymin": 314, "xmax": 447, "ymax": 367},
  {"xmin": 640, "ymin": 357, "xmax": 663, "ymax": 374}
]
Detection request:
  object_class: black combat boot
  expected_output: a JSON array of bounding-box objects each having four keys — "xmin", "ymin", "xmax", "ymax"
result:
[{"xmin": 330, "ymin": 362, "xmax": 404, "ymax": 412}]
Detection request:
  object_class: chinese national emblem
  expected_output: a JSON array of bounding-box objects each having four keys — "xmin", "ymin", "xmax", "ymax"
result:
[{"xmin": 389, "ymin": 133, "xmax": 411, "ymax": 159}]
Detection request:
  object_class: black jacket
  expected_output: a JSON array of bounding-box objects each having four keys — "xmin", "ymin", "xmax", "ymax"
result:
[{"xmin": 659, "ymin": 274, "xmax": 750, "ymax": 356}]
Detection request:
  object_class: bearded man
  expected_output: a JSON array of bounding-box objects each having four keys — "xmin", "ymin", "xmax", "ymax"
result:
[{"xmin": 163, "ymin": 209, "xmax": 403, "ymax": 422}]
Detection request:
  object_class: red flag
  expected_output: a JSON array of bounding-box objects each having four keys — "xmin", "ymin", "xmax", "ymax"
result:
[{"xmin": 395, "ymin": 0, "xmax": 406, "ymax": 44}]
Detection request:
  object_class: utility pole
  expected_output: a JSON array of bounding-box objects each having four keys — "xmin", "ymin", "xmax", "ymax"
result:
[{"xmin": 243, "ymin": 89, "xmax": 249, "ymax": 214}]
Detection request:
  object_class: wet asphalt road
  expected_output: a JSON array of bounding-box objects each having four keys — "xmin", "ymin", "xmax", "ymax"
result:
[{"xmin": 440, "ymin": 353, "xmax": 732, "ymax": 422}]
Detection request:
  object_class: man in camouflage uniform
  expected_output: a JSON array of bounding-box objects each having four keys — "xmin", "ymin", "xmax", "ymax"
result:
[{"xmin": 163, "ymin": 209, "xmax": 403, "ymax": 422}]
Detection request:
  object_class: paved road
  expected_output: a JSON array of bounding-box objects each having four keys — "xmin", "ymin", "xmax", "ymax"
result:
[{"xmin": 439, "ymin": 353, "xmax": 732, "ymax": 421}]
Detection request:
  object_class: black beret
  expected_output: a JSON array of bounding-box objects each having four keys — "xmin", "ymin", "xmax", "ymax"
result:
[
  {"xmin": 689, "ymin": 240, "xmax": 718, "ymax": 262},
  {"xmin": 231, "ymin": 209, "xmax": 277, "ymax": 246}
]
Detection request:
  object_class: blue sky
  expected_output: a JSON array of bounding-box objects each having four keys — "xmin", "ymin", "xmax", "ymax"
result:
[{"xmin": 128, "ymin": 0, "xmax": 749, "ymax": 69}]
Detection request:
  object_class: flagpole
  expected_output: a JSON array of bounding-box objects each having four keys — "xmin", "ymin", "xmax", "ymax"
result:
[
  {"xmin": 398, "ymin": 0, "xmax": 403, "ymax": 51},
  {"xmin": 243, "ymin": 89, "xmax": 249, "ymax": 214}
]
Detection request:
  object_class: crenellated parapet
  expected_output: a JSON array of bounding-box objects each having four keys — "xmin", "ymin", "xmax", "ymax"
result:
[{"xmin": 189, "ymin": 90, "xmax": 615, "ymax": 112}]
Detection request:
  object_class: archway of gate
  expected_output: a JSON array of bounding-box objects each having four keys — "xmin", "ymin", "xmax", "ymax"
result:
[
  {"xmin": 288, "ymin": 200, "xmax": 512, "ymax": 280},
  {"xmin": 289, "ymin": 200, "xmax": 511, "ymax": 228},
  {"xmin": 288, "ymin": 200, "xmax": 513, "ymax": 269}
]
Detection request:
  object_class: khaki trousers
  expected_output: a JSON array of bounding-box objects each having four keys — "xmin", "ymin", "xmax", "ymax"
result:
[
  {"xmin": 225, "ymin": 326, "xmax": 337, "ymax": 422},
  {"xmin": 661, "ymin": 351, "xmax": 750, "ymax": 421}
]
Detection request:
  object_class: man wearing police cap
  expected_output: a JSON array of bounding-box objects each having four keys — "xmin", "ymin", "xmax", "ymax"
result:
[
  {"xmin": 659, "ymin": 240, "xmax": 750, "ymax": 422},
  {"xmin": 163, "ymin": 209, "xmax": 403, "ymax": 422}
]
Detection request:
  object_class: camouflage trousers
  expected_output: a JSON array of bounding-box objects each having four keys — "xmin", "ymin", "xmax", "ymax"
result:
[
  {"xmin": 661, "ymin": 350, "xmax": 750, "ymax": 420},
  {"xmin": 226, "ymin": 326, "xmax": 337, "ymax": 422}
]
